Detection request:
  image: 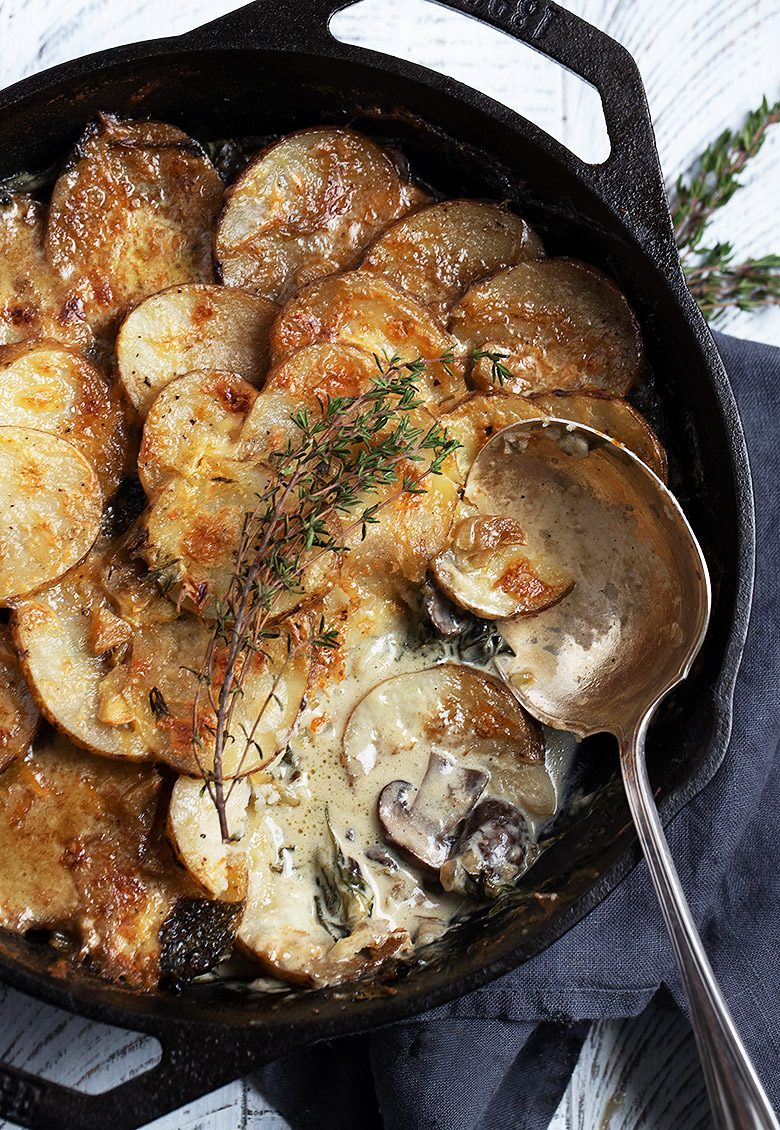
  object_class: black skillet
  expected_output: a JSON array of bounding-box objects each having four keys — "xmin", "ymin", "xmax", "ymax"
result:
[{"xmin": 0, "ymin": 2, "xmax": 755, "ymax": 1127}]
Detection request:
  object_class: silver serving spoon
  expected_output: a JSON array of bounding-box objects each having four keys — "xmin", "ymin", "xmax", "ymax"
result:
[{"xmin": 465, "ymin": 418, "xmax": 778, "ymax": 1130}]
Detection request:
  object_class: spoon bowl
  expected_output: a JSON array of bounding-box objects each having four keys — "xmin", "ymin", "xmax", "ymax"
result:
[
  {"xmin": 466, "ymin": 419, "xmax": 710, "ymax": 740},
  {"xmin": 465, "ymin": 418, "xmax": 778, "ymax": 1130}
]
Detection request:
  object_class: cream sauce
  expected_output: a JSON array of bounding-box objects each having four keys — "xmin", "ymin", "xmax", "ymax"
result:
[{"xmin": 239, "ymin": 579, "xmax": 579, "ymax": 963}]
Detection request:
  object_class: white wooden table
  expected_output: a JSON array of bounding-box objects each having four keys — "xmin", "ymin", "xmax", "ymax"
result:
[{"xmin": 1, "ymin": 1, "xmax": 778, "ymax": 1127}]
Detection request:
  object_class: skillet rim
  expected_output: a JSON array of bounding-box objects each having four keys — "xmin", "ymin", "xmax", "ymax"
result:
[{"xmin": 0, "ymin": 2, "xmax": 756, "ymax": 1120}]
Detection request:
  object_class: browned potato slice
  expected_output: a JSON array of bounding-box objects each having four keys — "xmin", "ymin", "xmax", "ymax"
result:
[
  {"xmin": 440, "ymin": 390, "xmax": 548, "ymax": 480},
  {"xmin": 239, "ymin": 385, "xmax": 302, "ymax": 464},
  {"xmin": 241, "ymin": 342, "xmax": 437, "ymax": 469},
  {"xmin": 343, "ymin": 665, "xmax": 555, "ymax": 821},
  {"xmin": 432, "ymin": 515, "xmax": 575, "ymax": 619},
  {"xmin": 0, "ymin": 196, "xmax": 92, "ymax": 351},
  {"xmin": 450, "ymin": 258, "xmax": 643, "ymax": 396},
  {"xmin": 362, "ymin": 199, "xmax": 544, "ymax": 320},
  {"xmin": 215, "ymin": 127, "xmax": 425, "ymax": 302},
  {"xmin": 13, "ymin": 550, "xmax": 308, "ymax": 778},
  {"xmin": 0, "ymin": 627, "xmax": 38, "ymax": 773},
  {"xmin": 239, "ymin": 345, "xmax": 382, "ymax": 465},
  {"xmin": 0, "ymin": 426, "xmax": 102, "ymax": 603},
  {"xmin": 46, "ymin": 115, "xmax": 224, "ymax": 336},
  {"xmin": 139, "ymin": 371, "xmax": 259, "ymax": 497},
  {"xmin": 531, "ymin": 392, "xmax": 668, "ymax": 481},
  {"xmin": 116, "ymin": 284, "xmax": 277, "ymax": 414},
  {"xmin": 262, "ymin": 341, "xmax": 381, "ymax": 403},
  {"xmin": 143, "ymin": 459, "xmax": 270, "ymax": 609},
  {"xmin": 269, "ymin": 272, "xmax": 466, "ymax": 405},
  {"xmin": 144, "ymin": 458, "xmax": 336, "ymax": 617},
  {"xmin": 341, "ymin": 461, "xmax": 460, "ymax": 585},
  {"xmin": 0, "ymin": 340, "xmax": 126, "ymax": 496},
  {"xmin": 0, "ymin": 732, "xmax": 234, "ymax": 989}
]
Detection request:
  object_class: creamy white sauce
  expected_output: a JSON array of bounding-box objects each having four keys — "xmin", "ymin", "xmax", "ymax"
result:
[{"xmin": 245, "ymin": 587, "xmax": 580, "ymax": 956}]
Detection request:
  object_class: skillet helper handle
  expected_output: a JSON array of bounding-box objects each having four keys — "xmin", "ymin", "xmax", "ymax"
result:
[
  {"xmin": 622, "ymin": 720, "xmax": 780, "ymax": 1130},
  {"xmin": 188, "ymin": 0, "xmax": 678, "ymax": 265},
  {"xmin": 0, "ymin": 1025, "xmax": 279, "ymax": 1130},
  {"xmin": 426, "ymin": 0, "xmax": 678, "ymax": 265}
]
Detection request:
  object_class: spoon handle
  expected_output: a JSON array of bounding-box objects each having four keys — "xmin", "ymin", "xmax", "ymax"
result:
[{"xmin": 622, "ymin": 719, "xmax": 779, "ymax": 1130}]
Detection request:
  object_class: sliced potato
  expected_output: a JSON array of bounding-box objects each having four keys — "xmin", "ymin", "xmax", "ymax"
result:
[
  {"xmin": 440, "ymin": 390, "xmax": 548, "ymax": 480},
  {"xmin": 242, "ymin": 341, "xmax": 439, "ymax": 468},
  {"xmin": 239, "ymin": 385, "xmax": 303, "ymax": 464},
  {"xmin": 531, "ymin": 392, "xmax": 667, "ymax": 481},
  {"xmin": 170, "ymin": 774, "xmax": 412, "ymax": 987},
  {"xmin": 116, "ymin": 284, "xmax": 277, "ymax": 414},
  {"xmin": 362, "ymin": 199, "xmax": 544, "ymax": 320},
  {"xmin": 46, "ymin": 115, "xmax": 224, "ymax": 336},
  {"xmin": 343, "ymin": 665, "xmax": 555, "ymax": 822},
  {"xmin": 215, "ymin": 127, "xmax": 425, "ymax": 302},
  {"xmin": 269, "ymin": 272, "xmax": 466, "ymax": 405},
  {"xmin": 432, "ymin": 515, "xmax": 575, "ymax": 619},
  {"xmin": 0, "ymin": 732, "xmax": 229, "ymax": 989},
  {"xmin": 262, "ymin": 341, "xmax": 382, "ymax": 403},
  {"xmin": 450, "ymin": 258, "xmax": 643, "ymax": 396},
  {"xmin": 0, "ymin": 340, "xmax": 126, "ymax": 496},
  {"xmin": 0, "ymin": 426, "xmax": 102, "ymax": 603},
  {"xmin": 143, "ymin": 458, "xmax": 270, "ymax": 609},
  {"xmin": 13, "ymin": 549, "xmax": 308, "ymax": 778},
  {"xmin": 0, "ymin": 196, "xmax": 93, "ymax": 351},
  {"xmin": 240, "ymin": 344, "xmax": 383, "ymax": 465},
  {"xmin": 341, "ymin": 460, "xmax": 460, "ymax": 585},
  {"xmin": 168, "ymin": 775, "xmax": 251, "ymax": 901},
  {"xmin": 0, "ymin": 627, "xmax": 38, "ymax": 773},
  {"xmin": 139, "ymin": 371, "xmax": 260, "ymax": 497}
]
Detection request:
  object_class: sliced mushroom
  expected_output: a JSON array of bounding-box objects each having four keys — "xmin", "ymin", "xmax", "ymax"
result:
[
  {"xmin": 343, "ymin": 665, "xmax": 555, "ymax": 825},
  {"xmin": 432, "ymin": 514, "xmax": 575, "ymax": 620},
  {"xmin": 378, "ymin": 751, "xmax": 488, "ymax": 869},
  {"xmin": 440, "ymin": 797, "xmax": 532, "ymax": 897},
  {"xmin": 421, "ymin": 577, "xmax": 473, "ymax": 637}
]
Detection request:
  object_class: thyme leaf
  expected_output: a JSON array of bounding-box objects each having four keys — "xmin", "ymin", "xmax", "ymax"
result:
[{"xmin": 191, "ymin": 353, "xmax": 460, "ymax": 841}]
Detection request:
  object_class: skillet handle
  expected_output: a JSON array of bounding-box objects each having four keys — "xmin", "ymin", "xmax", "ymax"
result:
[
  {"xmin": 186, "ymin": 0, "xmax": 677, "ymax": 267},
  {"xmin": 427, "ymin": 0, "xmax": 678, "ymax": 267},
  {"xmin": 0, "ymin": 1024, "xmax": 283, "ymax": 1130}
]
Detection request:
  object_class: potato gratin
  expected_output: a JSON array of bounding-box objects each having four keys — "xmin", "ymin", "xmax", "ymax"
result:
[{"xmin": 0, "ymin": 117, "xmax": 666, "ymax": 990}]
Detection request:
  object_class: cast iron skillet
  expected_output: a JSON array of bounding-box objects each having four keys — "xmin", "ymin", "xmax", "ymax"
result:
[{"xmin": 0, "ymin": 2, "xmax": 755, "ymax": 1127}]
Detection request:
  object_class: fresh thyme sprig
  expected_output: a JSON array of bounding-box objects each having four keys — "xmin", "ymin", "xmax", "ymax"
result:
[
  {"xmin": 191, "ymin": 354, "xmax": 460, "ymax": 841},
  {"xmin": 670, "ymin": 95, "xmax": 780, "ymax": 320}
]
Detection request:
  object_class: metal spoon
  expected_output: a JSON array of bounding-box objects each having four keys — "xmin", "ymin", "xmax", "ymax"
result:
[{"xmin": 465, "ymin": 418, "xmax": 778, "ymax": 1130}]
